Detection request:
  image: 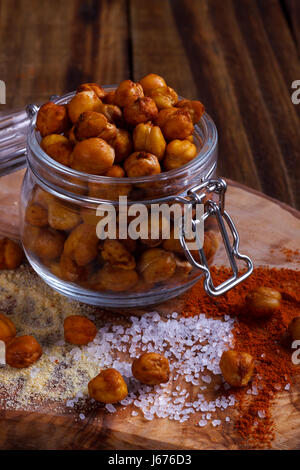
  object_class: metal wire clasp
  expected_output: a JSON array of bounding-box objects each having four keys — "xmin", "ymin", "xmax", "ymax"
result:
[{"xmin": 178, "ymin": 177, "xmax": 253, "ymax": 297}]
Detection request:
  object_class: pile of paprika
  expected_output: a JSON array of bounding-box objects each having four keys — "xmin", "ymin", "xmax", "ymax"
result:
[{"xmin": 183, "ymin": 266, "xmax": 300, "ymax": 448}]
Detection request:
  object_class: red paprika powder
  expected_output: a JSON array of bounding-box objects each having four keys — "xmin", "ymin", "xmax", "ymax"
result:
[{"xmin": 183, "ymin": 266, "xmax": 300, "ymax": 448}]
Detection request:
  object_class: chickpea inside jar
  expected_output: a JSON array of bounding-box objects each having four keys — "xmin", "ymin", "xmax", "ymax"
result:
[{"xmin": 20, "ymin": 75, "xmax": 222, "ymax": 308}]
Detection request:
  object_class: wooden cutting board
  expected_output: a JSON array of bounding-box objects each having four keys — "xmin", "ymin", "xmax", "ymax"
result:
[{"xmin": 0, "ymin": 180, "xmax": 299, "ymax": 450}]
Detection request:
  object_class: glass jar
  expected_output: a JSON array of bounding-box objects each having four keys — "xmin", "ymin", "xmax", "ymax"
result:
[{"xmin": 18, "ymin": 89, "xmax": 252, "ymax": 308}]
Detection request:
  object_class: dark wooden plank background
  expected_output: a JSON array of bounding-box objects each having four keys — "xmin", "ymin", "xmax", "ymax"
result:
[{"xmin": 0, "ymin": 0, "xmax": 299, "ymax": 208}]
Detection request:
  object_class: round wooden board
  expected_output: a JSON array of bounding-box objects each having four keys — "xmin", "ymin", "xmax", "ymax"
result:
[{"xmin": 0, "ymin": 181, "xmax": 299, "ymax": 450}]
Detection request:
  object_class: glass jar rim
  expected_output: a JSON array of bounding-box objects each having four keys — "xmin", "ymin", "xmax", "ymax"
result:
[{"xmin": 27, "ymin": 87, "xmax": 218, "ymax": 187}]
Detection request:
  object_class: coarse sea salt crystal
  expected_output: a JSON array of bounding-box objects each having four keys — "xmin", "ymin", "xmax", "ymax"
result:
[
  {"xmin": 198, "ymin": 420, "xmax": 207, "ymax": 427},
  {"xmin": 105, "ymin": 404, "xmax": 116, "ymax": 413},
  {"xmin": 30, "ymin": 367, "xmax": 40, "ymax": 379},
  {"xmin": 212, "ymin": 420, "xmax": 221, "ymax": 427},
  {"xmin": 79, "ymin": 413, "xmax": 85, "ymax": 420},
  {"xmin": 202, "ymin": 375, "xmax": 212, "ymax": 384},
  {"xmin": 285, "ymin": 383, "xmax": 290, "ymax": 391},
  {"xmin": 258, "ymin": 410, "xmax": 266, "ymax": 419}
]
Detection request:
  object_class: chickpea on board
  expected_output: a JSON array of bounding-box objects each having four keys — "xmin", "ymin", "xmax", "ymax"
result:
[
  {"xmin": 64, "ymin": 315, "xmax": 97, "ymax": 345},
  {"xmin": 245, "ymin": 287, "xmax": 282, "ymax": 318},
  {"xmin": 220, "ymin": 350, "xmax": 254, "ymax": 387},
  {"xmin": 6, "ymin": 335, "xmax": 42, "ymax": 369},
  {"xmin": 0, "ymin": 238, "xmax": 23, "ymax": 270},
  {"xmin": 0, "ymin": 313, "xmax": 16, "ymax": 344},
  {"xmin": 132, "ymin": 352, "xmax": 170, "ymax": 385},
  {"xmin": 88, "ymin": 368, "xmax": 128, "ymax": 403}
]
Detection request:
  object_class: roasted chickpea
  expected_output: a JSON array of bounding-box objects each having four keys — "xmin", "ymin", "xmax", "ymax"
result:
[
  {"xmin": 64, "ymin": 315, "xmax": 97, "ymax": 345},
  {"xmin": 176, "ymin": 99, "xmax": 205, "ymax": 123},
  {"xmin": 113, "ymin": 80, "xmax": 144, "ymax": 108},
  {"xmin": 48, "ymin": 200, "xmax": 81, "ymax": 231},
  {"xmin": 41, "ymin": 134, "xmax": 73, "ymax": 166},
  {"xmin": 0, "ymin": 238, "xmax": 23, "ymax": 270},
  {"xmin": 25, "ymin": 202, "xmax": 48, "ymax": 227},
  {"xmin": 220, "ymin": 350, "xmax": 254, "ymax": 387},
  {"xmin": 32, "ymin": 228, "xmax": 65, "ymax": 260},
  {"xmin": 32, "ymin": 187, "xmax": 54, "ymax": 209},
  {"xmin": 103, "ymin": 90, "xmax": 116, "ymax": 104},
  {"xmin": 80, "ymin": 207, "xmax": 104, "ymax": 226},
  {"xmin": 162, "ymin": 226, "xmax": 182, "ymax": 254},
  {"xmin": 119, "ymin": 237, "xmax": 137, "ymax": 253},
  {"xmin": 93, "ymin": 263, "xmax": 138, "ymax": 291},
  {"xmin": 70, "ymin": 138, "xmax": 115, "ymax": 175},
  {"xmin": 6, "ymin": 335, "xmax": 42, "ymax": 369},
  {"xmin": 68, "ymin": 126, "xmax": 78, "ymax": 146},
  {"xmin": 74, "ymin": 111, "xmax": 108, "ymax": 141},
  {"xmin": 77, "ymin": 82, "xmax": 106, "ymax": 99},
  {"xmin": 132, "ymin": 352, "xmax": 170, "ymax": 385},
  {"xmin": 59, "ymin": 252, "xmax": 87, "ymax": 282},
  {"xmin": 64, "ymin": 223, "xmax": 99, "ymax": 266},
  {"xmin": 88, "ymin": 368, "xmax": 128, "ymax": 403},
  {"xmin": 155, "ymin": 107, "xmax": 177, "ymax": 128},
  {"xmin": 146, "ymin": 86, "xmax": 178, "ymax": 109},
  {"xmin": 133, "ymin": 122, "xmax": 166, "ymax": 160},
  {"xmin": 138, "ymin": 248, "xmax": 176, "ymax": 284},
  {"xmin": 63, "ymin": 175, "xmax": 88, "ymax": 196},
  {"xmin": 139, "ymin": 73, "xmax": 167, "ymax": 93},
  {"xmin": 105, "ymin": 165, "xmax": 125, "ymax": 178},
  {"xmin": 245, "ymin": 287, "xmax": 282, "ymax": 318},
  {"xmin": 163, "ymin": 139, "xmax": 197, "ymax": 171},
  {"xmin": 159, "ymin": 109, "xmax": 194, "ymax": 141},
  {"xmin": 124, "ymin": 151, "xmax": 161, "ymax": 177},
  {"xmin": 288, "ymin": 317, "xmax": 300, "ymax": 341},
  {"xmin": 97, "ymin": 122, "xmax": 117, "ymax": 144},
  {"xmin": 101, "ymin": 239, "xmax": 136, "ymax": 270},
  {"xmin": 111, "ymin": 129, "xmax": 133, "ymax": 163},
  {"xmin": 96, "ymin": 102, "xmax": 123, "ymax": 125},
  {"xmin": 67, "ymin": 91, "xmax": 101, "ymax": 124},
  {"xmin": 174, "ymin": 257, "xmax": 193, "ymax": 279},
  {"xmin": 123, "ymin": 97, "xmax": 158, "ymax": 126},
  {"xmin": 23, "ymin": 225, "xmax": 42, "ymax": 253},
  {"xmin": 36, "ymin": 102, "xmax": 69, "ymax": 137},
  {"xmin": 139, "ymin": 213, "xmax": 169, "ymax": 247},
  {"xmin": 88, "ymin": 165, "xmax": 131, "ymax": 200},
  {"xmin": 0, "ymin": 313, "xmax": 16, "ymax": 344}
]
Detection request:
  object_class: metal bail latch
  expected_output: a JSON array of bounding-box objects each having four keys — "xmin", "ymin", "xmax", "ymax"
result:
[{"xmin": 178, "ymin": 177, "xmax": 253, "ymax": 297}]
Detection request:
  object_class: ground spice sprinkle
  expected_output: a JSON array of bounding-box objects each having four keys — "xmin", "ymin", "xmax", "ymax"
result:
[{"xmin": 183, "ymin": 266, "xmax": 300, "ymax": 447}]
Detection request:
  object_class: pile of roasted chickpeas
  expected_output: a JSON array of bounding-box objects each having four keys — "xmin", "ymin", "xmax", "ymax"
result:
[
  {"xmin": 22, "ymin": 75, "xmax": 218, "ymax": 294},
  {"xmin": 36, "ymin": 74, "xmax": 205, "ymax": 177}
]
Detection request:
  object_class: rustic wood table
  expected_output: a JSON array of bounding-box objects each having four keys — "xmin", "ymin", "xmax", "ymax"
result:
[{"xmin": 0, "ymin": 0, "xmax": 299, "ymax": 208}]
